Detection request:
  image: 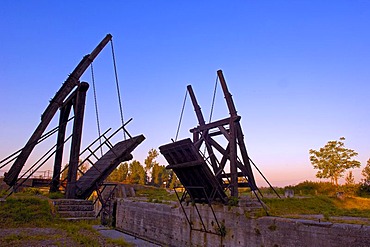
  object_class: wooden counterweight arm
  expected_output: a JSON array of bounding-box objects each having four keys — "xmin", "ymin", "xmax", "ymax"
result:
[
  {"xmin": 217, "ymin": 69, "xmax": 238, "ymax": 117},
  {"xmin": 187, "ymin": 85, "xmax": 206, "ymax": 126}
]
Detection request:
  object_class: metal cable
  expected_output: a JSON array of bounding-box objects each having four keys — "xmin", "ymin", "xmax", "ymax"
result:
[
  {"xmin": 202, "ymin": 74, "xmax": 219, "ymax": 155},
  {"xmin": 110, "ymin": 39, "xmax": 126, "ymax": 140},
  {"xmin": 90, "ymin": 63, "xmax": 103, "ymax": 156},
  {"xmin": 175, "ymin": 89, "xmax": 188, "ymax": 141},
  {"xmin": 209, "ymin": 73, "xmax": 219, "ymax": 122}
]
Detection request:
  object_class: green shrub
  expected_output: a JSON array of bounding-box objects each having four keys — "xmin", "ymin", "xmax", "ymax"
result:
[
  {"xmin": 285, "ymin": 181, "xmax": 338, "ymax": 196},
  {"xmin": 357, "ymin": 183, "xmax": 370, "ymax": 197}
]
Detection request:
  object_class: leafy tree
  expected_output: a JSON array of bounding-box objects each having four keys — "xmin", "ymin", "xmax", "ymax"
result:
[
  {"xmin": 77, "ymin": 161, "xmax": 89, "ymax": 179},
  {"xmin": 362, "ymin": 159, "xmax": 370, "ymax": 185},
  {"xmin": 359, "ymin": 158, "xmax": 370, "ymax": 196},
  {"xmin": 144, "ymin": 149, "xmax": 159, "ymax": 183},
  {"xmin": 107, "ymin": 162, "xmax": 129, "ymax": 182},
  {"xmin": 126, "ymin": 160, "xmax": 146, "ymax": 185},
  {"xmin": 345, "ymin": 171, "xmax": 355, "ymax": 186},
  {"xmin": 60, "ymin": 159, "xmax": 89, "ymax": 181},
  {"xmin": 309, "ymin": 137, "xmax": 360, "ymax": 186},
  {"xmin": 168, "ymin": 170, "xmax": 180, "ymax": 189},
  {"xmin": 151, "ymin": 163, "xmax": 169, "ymax": 187}
]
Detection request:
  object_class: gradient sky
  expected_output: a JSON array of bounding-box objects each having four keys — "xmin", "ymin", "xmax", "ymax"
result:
[{"xmin": 1, "ymin": 1, "xmax": 369, "ymax": 187}]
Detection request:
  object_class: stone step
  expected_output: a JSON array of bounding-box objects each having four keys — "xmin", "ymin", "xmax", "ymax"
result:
[
  {"xmin": 58, "ymin": 210, "xmax": 96, "ymax": 218},
  {"xmin": 52, "ymin": 199, "xmax": 93, "ymax": 205},
  {"xmin": 55, "ymin": 204, "xmax": 94, "ymax": 211},
  {"xmin": 61, "ymin": 217, "xmax": 97, "ymax": 221},
  {"xmin": 52, "ymin": 199, "xmax": 96, "ymax": 219}
]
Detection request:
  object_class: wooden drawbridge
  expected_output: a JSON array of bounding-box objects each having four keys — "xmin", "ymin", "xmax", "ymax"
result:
[
  {"xmin": 159, "ymin": 138, "xmax": 227, "ymax": 204},
  {"xmin": 75, "ymin": 135, "xmax": 145, "ymax": 199},
  {"xmin": 0, "ymin": 34, "xmax": 145, "ymax": 201}
]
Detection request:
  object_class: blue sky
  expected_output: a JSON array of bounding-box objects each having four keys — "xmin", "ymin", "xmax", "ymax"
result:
[{"xmin": 1, "ymin": 1, "xmax": 369, "ymax": 186}]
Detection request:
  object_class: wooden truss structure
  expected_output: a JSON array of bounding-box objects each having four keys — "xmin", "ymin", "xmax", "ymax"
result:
[
  {"xmin": 160, "ymin": 70, "xmax": 259, "ymax": 201},
  {"xmin": 188, "ymin": 70, "xmax": 257, "ymax": 198}
]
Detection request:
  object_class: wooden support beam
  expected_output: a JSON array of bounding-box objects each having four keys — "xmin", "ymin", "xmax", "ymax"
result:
[
  {"xmin": 187, "ymin": 85, "xmax": 206, "ymax": 126},
  {"xmin": 50, "ymin": 101, "xmax": 73, "ymax": 192},
  {"xmin": 187, "ymin": 85, "xmax": 219, "ymax": 176},
  {"xmin": 189, "ymin": 116, "xmax": 240, "ymax": 133},
  {"xmin": 66, "ymin": 82, "xmax": 89, "ymax": 199},
  {"xmin": 236, "ymin": 122, "xmax": 257, "ymax": 190},
  {"xmin": 229, "ymin": 120, "xmax": 238, "ymax": 197},
  {"xmin": 217, "ymin": 125, "xmax": 231, "ymax": 141},
  {"xmin": 215, "ymin": 144, "xmax": 230, "ymax": 178}
]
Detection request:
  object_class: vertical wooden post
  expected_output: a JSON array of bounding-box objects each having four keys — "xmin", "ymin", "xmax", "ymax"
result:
[
  {"xmin": 50, "ymin": 102, "xmax": 72, "ymax": 193},
  {"xmin": 65, "ymin": 82, "xmax": 89, "ymax": 199},
  {"xmin": 229, "ymin": 121, "xmax": 238, "ymax": 197}
]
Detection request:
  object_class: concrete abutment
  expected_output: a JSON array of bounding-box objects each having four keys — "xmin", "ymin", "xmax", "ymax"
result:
[{"xmin": 115, "ymin": 199, "xmax": 370, "ymax": 247}]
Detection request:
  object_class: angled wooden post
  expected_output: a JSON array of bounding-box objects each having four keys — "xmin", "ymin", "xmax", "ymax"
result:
[
  {"xmin": 217, "ymin": 70, "xmax": 239, "ymax": 197},
  {"xmin": 187, "ymin": 85, "xmax": 219, "ymax": 174}
]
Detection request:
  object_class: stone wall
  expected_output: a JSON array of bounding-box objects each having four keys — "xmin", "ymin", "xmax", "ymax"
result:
[{"xmin": 115, "ymin": 199, "xmax": 370, "ymax": 247}]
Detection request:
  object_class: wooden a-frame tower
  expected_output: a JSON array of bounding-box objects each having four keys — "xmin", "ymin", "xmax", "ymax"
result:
[
  {"xmin": 160, "ymin": 70, "xmax": 260, "ymax": 201},
  {"xmin": 187, "ymin": 70, "xmax": 257, "ymax": 198}
]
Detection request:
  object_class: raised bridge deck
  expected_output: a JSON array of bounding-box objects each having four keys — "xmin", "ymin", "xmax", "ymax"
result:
[
  {"xmin": 75, "ymin": 134, "xmax": 145, "ymax": 199},
  {"xmin": 159, "ymin": 138, "xmax": 227, "ymax": 204}
]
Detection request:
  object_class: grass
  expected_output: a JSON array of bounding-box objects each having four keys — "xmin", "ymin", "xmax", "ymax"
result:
[
  {"xmin": 135, "ymin": 186, "xmax": 180, "ymax": 202},
  {"xmin": 56, "ymin": 221, "xmax": 101, "ymax": 246},
  {"xmin": 0, "ymin": 193, "xmax": 130, "ymax": 246},
  {"xmin": 2, "ymin": 232, "xmax": 63, "ymax": 246},
  {"xmin": 108, "ymin": 238, "xmax": 133, "ymax": 247},
  {"xmin": 0, "ymin": 196, "xmax": 54, "ymax": 228},
  {"xmin": 263, "ymin": 195, "xmax": 370, "ymax": 219}
]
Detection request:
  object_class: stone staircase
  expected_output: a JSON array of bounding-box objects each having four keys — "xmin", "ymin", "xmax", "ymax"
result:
[{"xmin": 52, "ymin": 199, "xmax": 96, "ymax": 220}]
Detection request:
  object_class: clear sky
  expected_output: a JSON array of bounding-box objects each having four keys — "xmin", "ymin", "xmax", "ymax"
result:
[{"xmin": 1, "ymin": 1, "xmax": 369, "ymax": 187}]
